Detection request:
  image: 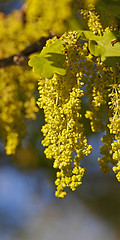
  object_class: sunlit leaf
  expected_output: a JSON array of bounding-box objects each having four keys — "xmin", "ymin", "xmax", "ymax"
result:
[
  {"xmin": 78, "ymin": 30, "xmax": 120, "ymax": 66},
  {"xmin": 29, "ymin": 39, "xmax": 66, "ymax": 79}
]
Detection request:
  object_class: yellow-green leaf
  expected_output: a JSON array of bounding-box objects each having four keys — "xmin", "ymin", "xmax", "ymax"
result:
[{"xmin": 28, "ymin": 39, "xmax": 66, "ymax": 79}]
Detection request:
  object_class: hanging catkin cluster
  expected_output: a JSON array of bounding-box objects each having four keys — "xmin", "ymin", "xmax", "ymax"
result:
[
  {"xmin": 108, "ymin": 84, "xmax": 120, "ymax": 181},
  {"xmin": 0, "ymin": 66, "xmax": 38, "ymax": 155},
  {"xmin": 80, "ymin": 6, "xmax": 120, "ymax": 181},
  {"xmin": 37, "ymin": 32, "xmax": 93, "ymax": 198},
  {"xmin": 81, "ymin": 4, "xmax": 103, "ymax": 35},
  {"xmin": 37, "ymin": 27, "xmax": 120, "ymax": 197}
]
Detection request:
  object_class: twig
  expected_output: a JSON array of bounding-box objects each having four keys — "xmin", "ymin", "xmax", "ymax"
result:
[{"xmin": 0, "ymin": 34, "xmax": 54, "ymax": 68}]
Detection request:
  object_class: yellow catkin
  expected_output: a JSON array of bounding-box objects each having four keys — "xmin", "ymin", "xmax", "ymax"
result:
[
  {"xmin": 0, "ymin": 66, "xmax": 38, "ymax": 155},
  {"xmin": 37, "ymin": 32, "xmax": 92, "ymax": 198},
  {"xmin": 37, "ymin": 29, "xmax": 120, "ymax": 196},
  {"xmin": 81, "ymin": 4, "xmax": 103, "ymax": 35},
  {"xmin": 107, "ymin": 84, "xmax": 120, "ymax": 179}
]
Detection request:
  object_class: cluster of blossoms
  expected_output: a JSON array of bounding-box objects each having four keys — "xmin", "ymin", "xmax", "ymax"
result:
[
  {"xmin": 97, "ymin": 83, "xmax": 120, "ymax": 177},
  {"xmin": 81, "ymin": 4, "xmax": 103, "ymax": 35},
  {"xmin": 84, "ymin": 64, "xmax": 115, "ymax": 174},
  {"xmin": 0, "ymin": 66, "xmax": 38, "ymax": 155},
  {"xmin": 37, "ymin": 32, "xmax": 93, "ymax": 198},
  {"xmin": 79, "ymin": 7, "xmax": 120, "ymax": 181},
  {"xmin": 108, "ymin": 84, "xmax": 120, "ymax": 181},
  {"xmin": 37, "ymin": 28, "xmax": 120, "ymax": 197}
]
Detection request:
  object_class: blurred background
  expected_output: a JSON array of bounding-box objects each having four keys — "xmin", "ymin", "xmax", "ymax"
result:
[{"xmin": 0, "ymin": 0, "xmax": 120, "ymax": 239}]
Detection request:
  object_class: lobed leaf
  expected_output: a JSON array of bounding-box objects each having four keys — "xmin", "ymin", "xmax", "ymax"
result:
[
  {"xmin": 28, "ymin": 39, "xmax": 66, "ymax": 79},
  {"xmin": 78, "ymin": 30, "xmax": 120, "ymax": 66}
]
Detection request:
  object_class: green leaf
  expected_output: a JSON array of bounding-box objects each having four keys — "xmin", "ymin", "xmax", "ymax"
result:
[
  {"xmin": 78, "ymin": 30, "xmax": 120, "ymax": 66},
  {"xmin": 28, "ymin": 39, "xmax": 66, "ymax": 79}
]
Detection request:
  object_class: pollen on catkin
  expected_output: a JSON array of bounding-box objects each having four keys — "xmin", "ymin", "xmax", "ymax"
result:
[{"xmin": 37, "ymin": 32, "xmax": 92, "ymax": 198}]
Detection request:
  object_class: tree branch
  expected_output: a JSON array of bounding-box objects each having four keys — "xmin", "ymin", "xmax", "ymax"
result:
[{"xmin": 0, "ymin": 35, "xmax": 54, "ymax": 68}]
